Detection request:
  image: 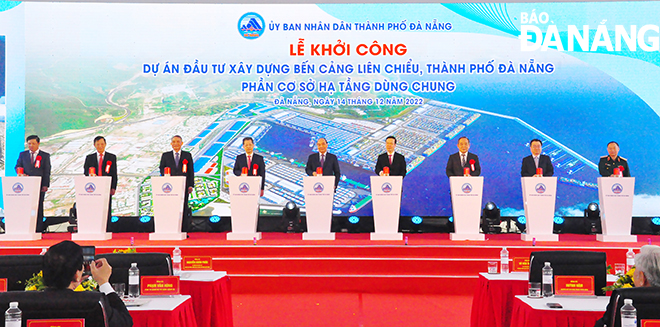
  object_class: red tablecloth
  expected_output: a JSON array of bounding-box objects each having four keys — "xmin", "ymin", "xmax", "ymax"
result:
[
  {"xmin": 180, "ymin": 275, "xmax": 234, "ymax": 327},
  {"xmin": 130, "ymin": 297, "xmax": 198, "ymax": 327},
  {"xmin": 509, "ymin": 297, "xmax": 605, "ymax": 327},
  {"xmin": 470, "ymin": 273, "xmax": 528, "ymax": 327}
]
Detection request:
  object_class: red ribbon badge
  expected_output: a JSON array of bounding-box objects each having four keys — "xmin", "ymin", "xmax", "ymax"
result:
[
  {"xmin": 105, "ymin": 161, "xmax": 112, "ymax": 174},
  {"xmin": 469, "ymin": 159, "xmax": 476, "ymax": 171},
  {"xmin": 253, "ymin": 164, "xmax": 258, "ymax": 176},
  {"xmin": 35, "ymin": 155, "xmax": 42, "ymax": 168},
  {"xmin": 182, "ymin": 159, "xmax": 188, "ymax": 173}
]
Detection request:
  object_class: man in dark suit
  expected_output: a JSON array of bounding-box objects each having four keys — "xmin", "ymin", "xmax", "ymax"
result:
[
  {"xmin": 43, "ymin": 240, "xmax": 133, "ymax": 327},
  {"xmin": 233, "ymin": 137, "xmax": 266, "ymax": 196},
  {"xmin": 159, "ymin": 135, "xmax": 195, "ymax": 231},
  {"xmin": 446, "ymin": 136, "xmax": 481, "ymax": 177},
  {"xmin": 83, "ymin": 136, "xmax": 118, "ymax": 222},
  {"xmin": 598, "ymin": 141, "xmax": 631, "ymax": 177},
  {"xmin": 521, "ymin": 138, "xmax": 554, "ymax": 177},
  {"xmin": 305, "ymin": 138, "xmax": 341, "ymax": 190},
  {"xmin": 15, "ymin": 134, "xmax": 51, "ymax": 232},
  {"xmin": 375, "ymin": 136, "xmax": 407, "ymax": 178}
]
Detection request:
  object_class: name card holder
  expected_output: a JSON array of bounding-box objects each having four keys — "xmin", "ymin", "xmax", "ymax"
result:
[
  {"xmin": 182, "ymin": 256, "xmax": 213, "ymax": 271},
  {"xmin": 140, "ymin": 276, "xmax": 180, "ymax": 296},
  {"xmin": 512, "ymin": 258, "xmax": 530, "ymax": 272},
  {"xmin": 27, "ymin": 319, "xmax": 84, "ymax": 327},
  {"xmin": 554, "ymin": 275, "xmax": 595, "ymax": 296}
]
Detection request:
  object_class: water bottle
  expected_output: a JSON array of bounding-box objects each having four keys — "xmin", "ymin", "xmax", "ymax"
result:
[
  {"xmin": 542, "ymin": 262, "xmax": 554, "ymax": 297},
  {"xmin": 128, "ymin": 262, "xmax": 140, "ymax": 298},
  {"xmin": 621, "ymin": 299, "xmax": 637, "ymax": 327},
  {"xmin": 500, "ymin": 247, "xmax": 510, "ymax": 274},
  {"xmin": 5, "ymin": 302, "xmax": 21, "ymax": 327},
  {"xmin": 172, "ymin": 247, "xmax": 182, "ymax": 275},
  {"xmin": 626, "ymin": 248, "xmax": 635, "ymax": 272}
]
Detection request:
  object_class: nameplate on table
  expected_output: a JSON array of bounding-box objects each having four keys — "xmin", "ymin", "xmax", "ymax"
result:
[
  {"xmin": 182, "ymin": 256, "xmax": 213, "ymax": 270},
  {"xmin": 27, "ymin": 319, "xmax": 84, "ymax": 327},
  {"xmin": 554, "ymin": 275, "xmax": 595, "ymax": 296},
  {"xmin": 642, "ymin": 320, "xmax": 660, "ymax": 327},
  {"xmin": 140, "ymin": 276, "xmax": 180, "ymax": 295},
  {"xmin": 0, "ymin": 278, "xmax": 6, "ymax": 292},
  {"xmin": 512, "ymin": 257, "xmax": 530, "ymax": 272}
]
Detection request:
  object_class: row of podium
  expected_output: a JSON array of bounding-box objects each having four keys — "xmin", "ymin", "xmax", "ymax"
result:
[{"xmin": 0, "ymin": 175, "xmax": 637, "ymax": 243}]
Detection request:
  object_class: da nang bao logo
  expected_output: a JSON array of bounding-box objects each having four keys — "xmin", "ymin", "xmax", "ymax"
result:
[
  {"xmin": 12, "ymin": 182, "xmax": 24, "ymax": 194},
  {"xmin": 314, "ymin": 182, "xmax": 324, "ymax": 193},
  {"xmin": 535, "ymin": 183, "xmax": 546, "ymax": 194},
  {"xmin": 162, "ymin": 183, "xmax": 173, "ymax": 194},
  {"xmin": 461, "ymin": 183, "xmax": 472, "ymax": 194},
  {"xmin": 85, "ymin": 183, "xmax": 96, "ymax": 193},
  {"xmin": 238, "ymin": 12, "xmax": 265, "ymax": 39},
  {"xmin": 239, "ymin": 182, "xmax": 250, "ymax": 193},
  {"xmin": 612, "ymin": 183, "xmax": 623, "ymax": 194},
  {"xmin": 381, "ymin": 182, "xmax": 393, "ymax": 193}
]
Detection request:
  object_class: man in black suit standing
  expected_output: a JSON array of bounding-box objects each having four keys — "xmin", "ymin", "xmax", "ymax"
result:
[
  {"xmin": 83, "ymin": 136, "xmax": 118, "ymax": 222},
  {"xmin": 159, "ymin": 135, "xmax": 195, "ymax": 231},
  {"xmin": 521, "ymin": 138, "xmax": 554, "ymax": 177},
  {"xmin": 233, "ymin": 137, "xmax": 266, "ymax": 196},
  {"xmin": 15, "ymin": 135, "xmax": 51, "ymax": 232},
  {"xmin": 375, "ymin": 136, "xmax": 407, "ymax": 178},
  {"xmin": 305, "ymin": 138, "xmax": 341, "ymax": 190},
  {"xmin": 446, "ymin": 136, "xmax": 481, "ymax": 177}
]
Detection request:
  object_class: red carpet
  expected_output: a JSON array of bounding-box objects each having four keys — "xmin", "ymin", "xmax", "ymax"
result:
[{"xmin": 232, "ymin": 293, "xmax": 472, "ymax": 327}]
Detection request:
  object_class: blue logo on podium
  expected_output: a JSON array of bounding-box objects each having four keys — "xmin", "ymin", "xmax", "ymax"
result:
[
  {"xmin": 239, "ymin": 182, "xmax": 250, "ymax": 193},
  {"xmin": 12, "ymin": 183, "xmax": 24, "ymax": 194},
  {"xmin": 535, "ymin": 183, "xmax": 546, "ymax": 194},
  {"xmin": 461, "ymin": 183, "xmax": 472, "ymax": 194},
  {"xmin": 612, "ymin": 183, "xmax": 623, "ymax": 194},
  {"xmin": 314, "ymin": 182, "xmax": 324, "ymax": 193},
  {"xmin": 162, "ymin": 183, "xmax": 173, "ymax": 194},
  {"xmin": 85, "ymin": 182, "xmax": 96, "ymax": 193},
  {"xmin": 381, "ymin": 182, "xmax": 392, "ymax": 193}
]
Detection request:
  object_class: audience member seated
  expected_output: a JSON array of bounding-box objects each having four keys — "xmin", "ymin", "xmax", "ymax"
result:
[
  {"xmin": 594, "ymin": 245, "xmax": 660, "ymax": 327},
  {"xmin": 43, "ymin": 240, "xmax": 133, "ymax": 327}
]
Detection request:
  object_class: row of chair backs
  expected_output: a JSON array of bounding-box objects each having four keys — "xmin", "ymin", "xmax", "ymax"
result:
[
  {"xmin": 0, "ymin": 290, "xmax": 108, "ymax": 327},
  {"xmin": 529, "ymin": 251, "xmax": 607, "ymax": 296},
  {"xmin": 95, "ymin": 252, "xmax": 172, "ymax": 285},
  {"xmin": 0, "ymin": 255, "xmax": 44, "ymax": 291},
  {"xmin": 610, "ymin": 287, "xmax": 660, "ymax": 327}
]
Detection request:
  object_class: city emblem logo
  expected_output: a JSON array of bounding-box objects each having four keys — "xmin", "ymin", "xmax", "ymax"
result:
[
  {"xmin": 162, "ymin": 183, "xmax": 173, "ymax": 194},
  {"xmin": 12, "ymin": 182, "xmax": 23, "ymax": 194},
  {"xmin": 612, "ymin": 183, "xmax": 623, "ymax": 194},
  {"xmin": 238, "ymin": 12, "xmax": 265, "ymax": 40},
  {"xmin": 461, "ymin": 183, "xmax": 472, "ymax": 194},
  {"xmin": 535, "ymin": 183, "xmax": 546, "ymax": 194},
  {"xmin": 313, "ymin": 182, "xmax": 324, "ymax": 193},
  {"xmin": 85, "ymin": 183, "xmax": 96, "ymax": 193},
  {"xmin": 381, "ymin": 182, "xmax": 392, "ymax": 193},
  {"xmin": 239, "ymin": 182, "xmax": 250, "ymax": 193}
]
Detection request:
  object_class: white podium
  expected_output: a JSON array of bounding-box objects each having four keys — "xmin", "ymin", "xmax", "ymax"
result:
[
  {"xmin": 150, "ymin": 176, "xmax": 187, "ymax": 240},
  {"xmin": 0, "ymin": 177, "xmax": 42, "ymax": 240},
  {"xmin": 302, "ymin": 176, "xmax": 335, "ymax": 240},
  {"xmin": 72, "ymin": 176, "xmax": 112, "ymax": 240},
  {"xmin": 597, "ymin": 177, "xmax": 636, "ymax": 242},
  {"xmin": 227, "ymin": 176, "xmax": 262, "ymax": 240},
  {"xmin": 370, "ymin": 176, "xmax": 403, "ymax": 240},
  {"xmin": 521, "ymin": 177, "xmax": 559, "ymax": 241},
  {"xmin": 450, "ymin": 176, "xmax": 485, "ymax": 241}
]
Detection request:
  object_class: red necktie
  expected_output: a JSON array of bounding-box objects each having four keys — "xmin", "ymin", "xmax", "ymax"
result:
[
  {"xmin": 98, "ymin": 153, "xmax": 103, "ymax": 176},
  {"xmin": 389, "ymin": 154, "xmax": 392, "ymax": 165},
  {"xmin": 248, "ymin": 155, "xmax": 252, "ymax": 173}
]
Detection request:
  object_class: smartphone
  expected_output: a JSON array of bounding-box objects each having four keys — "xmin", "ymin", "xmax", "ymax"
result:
[
  {"xmin": 82, "ymin": 246, "xmax": 95, "ymax": 275},
  {"xmin": 546, "ymin": 302, "xmax": 563, "ymax": 309}
]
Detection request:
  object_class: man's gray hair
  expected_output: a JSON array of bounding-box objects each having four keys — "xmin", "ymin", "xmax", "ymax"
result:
[{"xmin": 635, "ymin": 245, "xmax": 660, "ymax": 287}]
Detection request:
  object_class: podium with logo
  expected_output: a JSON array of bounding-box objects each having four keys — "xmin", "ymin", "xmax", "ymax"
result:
[
  {"xmin": 521, "ymin": 177, "xmax": 558, "ymax": 241},
  {"xmin": 227, "ymin": 175, "xmax": 262, "ymax": 241},
  {"xmin": 450, "ymin": 176, "xmax": 485, "ymax": 241},
  {"xmin": 150, "ymin": 176, "xmax": 187, "ymax": 240},
  {"xmin": 597, "ymin": 177, "xmax": 636, "ymax": 242},
  {"xmin": 303, "ymin": 176, "xmax": 335, "ymax": 240},
  {"xmin": 72, "ymin": 176, "xmax": 112, "ymax": 240},
  {"xmin": 370, "ymin": 176, "xmax": 403, "ymax": 240},
  {"xmin": 0, "ymin": 177, "xmax": 42, "ymax": 240}
]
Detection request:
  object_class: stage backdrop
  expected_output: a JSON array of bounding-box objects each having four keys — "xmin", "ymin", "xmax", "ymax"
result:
[{"xmin": 0, "ymin": 1, "xmax": 659, "ymax": 219}]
